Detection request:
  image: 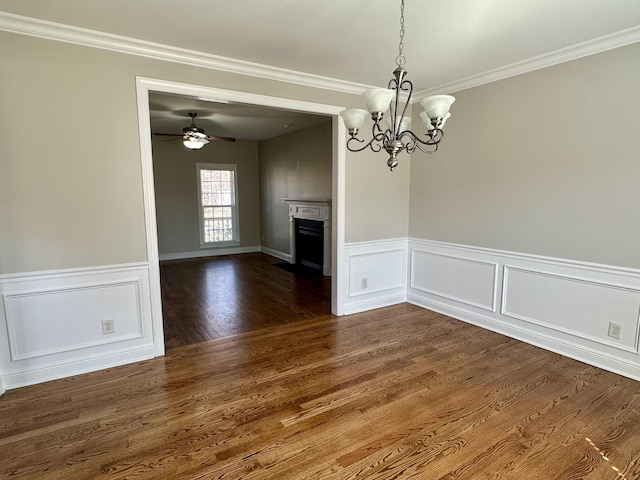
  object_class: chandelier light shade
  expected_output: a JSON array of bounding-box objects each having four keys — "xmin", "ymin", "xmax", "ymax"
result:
[{"xmin": 339, "ymin": 0, "xmax": 455, "ymax": 171}]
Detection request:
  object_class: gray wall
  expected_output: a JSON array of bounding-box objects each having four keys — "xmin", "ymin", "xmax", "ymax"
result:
[
  {"xmin": 0, "ymin": 31, "xmax": 405, "ymax": 275},
  {"xmin": 258, "ymin": 122, "xmax": 332, "ymax": 254},
  {"xmin": 3, "ymin": 27, "xmax": 636, "ymax": 277},
  {"xmin": 152, "ymin": 138, "xmax": 261, "ymax": 255},
  {"xmin": 409, "ymin": 42, "xmax": 640, "ymax": 269}
]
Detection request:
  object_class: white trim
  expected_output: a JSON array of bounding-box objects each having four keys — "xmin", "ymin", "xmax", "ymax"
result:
[
  {"xmin": 501, "ymin": 265, "xmax": 640, "ymax": 354},
  {"xmin": 5, "ymin": 280, "xmax": 144, "ymax": 360},
  {"xmin": 409, "ymin": 250, "xmax": 498, "ymax": 312},
  {"xmin": 342, "ymin": 239, "xmax": 407, "ymax": 315},
  {"xmin": 0, "ymin": 12, "xmax": 367, "ymax": 95},
  {"xmin": 261, "ymin": 247, "xmax": 292, "ymax": 263},
  {"xmin": 135, "ymin": 77, "xmax": 346, "ymax": 332},
  {"xmin": 159, "ymin": 246, "xmax": 261, "ymax": 262},
  {"xmin": 415, "ymin": 25, "xmax": 640, "ymax": 98},
  {"xmin": 0, "ymin": 263, "xmax": 156, "ymax": 390},
  {"xmin": 2, "ymin": 12, "xmax": 638, "ymax": 101},
  {"xmin": 136, "ymin": 81, "xmax": 165, "ymax": 357},
  {"xmin": 348, "ymin": 249, "xmax": 405, "ymax": 298},
  {"xmin": 332, "ymin": 116, "xmax": 346, "ymax": 315},
  {"xmin": 196, "ymin": 162, "xmax": 240, "ymax": 246},
  {"xmin": 1, "ymin": 345, "xmax": 156, "ymax": 390},
  {"xmin": 409, "ymin": 238, "xmax": 640, "ymax": 277},
  {"xmin": 409, "ymin": 293, "xmax": 640, "ymax": 382},
  {"xmin": 407, "ymin": 238, "xmax": 640, "ymax": 381},
  {"xmin": 0, "ymin": 261, "xmax": 150, "ymax": 281},
  {"xmin": 342, "ymin": 237, "xmax": 409, "ymax": 249}
]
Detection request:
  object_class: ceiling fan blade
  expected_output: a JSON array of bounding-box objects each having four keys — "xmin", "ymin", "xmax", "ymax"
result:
[
  {"xmin": 153, "ymin": 132, "xmax": 183, "ymax": 137},
  {"xmin": 207, "ymin": 135, "xmax": 237, "ymax": 143}
]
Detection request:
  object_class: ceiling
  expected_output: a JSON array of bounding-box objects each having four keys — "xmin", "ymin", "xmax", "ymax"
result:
[
  {"xmin": 2, "ymin": 0, "xmax": 639, "ymax": 139},
  {"xmin": 149, "ymin": 92, "xmax": 330, "ymax": 142}
]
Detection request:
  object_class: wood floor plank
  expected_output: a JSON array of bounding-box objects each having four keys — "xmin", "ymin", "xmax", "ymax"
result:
[
  {"xmin": 2, "ymin": 300, "xmax": 640, "ymax": 479},
  {"xmin": 160, "ymin": 253, "xmax": 332, "ymax": 349}
]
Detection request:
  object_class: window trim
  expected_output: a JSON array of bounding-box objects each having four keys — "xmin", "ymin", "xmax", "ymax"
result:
[{"xmin": 196, "ymin": 162, "xmax": 240, "ymax": 247}]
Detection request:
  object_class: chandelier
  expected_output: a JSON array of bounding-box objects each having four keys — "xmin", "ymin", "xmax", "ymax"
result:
[{"xmin": 339, "ymin": 0, "xmax": 455, "ymax": 171}]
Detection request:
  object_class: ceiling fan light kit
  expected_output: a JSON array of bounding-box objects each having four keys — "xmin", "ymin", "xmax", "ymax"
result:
[
  {"xmin": 154, "ymin": 112, "xmax": 236, "ymax": 150},
  {"xmin": 340, "ymin": 0, "xmax": 455, "ymax": 171},
  {"xmin": 183, "ymin": 113, "xmax": 210, "ymax": 150}
]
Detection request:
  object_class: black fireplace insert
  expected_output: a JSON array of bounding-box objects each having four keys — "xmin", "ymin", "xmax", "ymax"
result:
[{"xmin": 295, "ymin": 218, "xmax": 323, "ymax": 271}]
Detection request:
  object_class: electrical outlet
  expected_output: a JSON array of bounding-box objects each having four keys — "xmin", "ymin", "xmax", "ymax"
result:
[
  {"xmin": 102, "ymin": 319, "xmax": 115, "ymax": 335},
  {"xmin": 608, "ymin": 322, "xmax": 621, "ymax": 339},
  {"xmin": 361, "ymin": 278, "xmax": 368, "ymax": 289}
]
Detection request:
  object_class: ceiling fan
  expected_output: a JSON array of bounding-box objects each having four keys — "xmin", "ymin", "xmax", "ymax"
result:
[{"xmin": 154, "ymin": 112, "xmax": 236, "ymax": 150}]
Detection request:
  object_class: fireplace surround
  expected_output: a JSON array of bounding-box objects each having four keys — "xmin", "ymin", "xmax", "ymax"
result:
[{"xmin": 283, "ymin": 198, "xmax": 331, "ymax": 276}]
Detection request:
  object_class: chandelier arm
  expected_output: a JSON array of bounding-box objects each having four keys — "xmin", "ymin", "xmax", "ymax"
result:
[
  {"xmin": 398, "ymin": 79, "xmax": 413, "ymax": 130},
  {"xmin": 395, "ymin": 129, "xmax": 443, "ymax": 154},
  {"xmin": 411, "ymin": 140, "xmax": 439, "ymax": 155},
  {"xmin": 345, "ymin": 129, "xmax": 386, "ymax": 153},
  {"xmin": 410, "ymin": 128, "xmax": 444, "ymax": 146},
  {"xmin": 391, "ymin": 80, "xmax": 401, "ymax": 138}
]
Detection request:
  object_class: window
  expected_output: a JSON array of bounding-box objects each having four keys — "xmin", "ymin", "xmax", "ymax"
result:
[{"xmin": 196, "ymin": 163, "xmax": 239, "ymax": 246}]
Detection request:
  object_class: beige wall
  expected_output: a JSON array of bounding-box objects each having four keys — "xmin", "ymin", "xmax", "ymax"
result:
[
  {"xmin": 258, "ymin": 122, "xmax": 332, "ymax": 254},
  {"xmin": 346, "ymin": 146, "xmax": 411, "ymax": 241},
  {"xmin": 409, "ymin": 43, "xmax": 640, "ymax": 269},
  {"xmin": 152, "ymin": 138, "xmax": 260, "ymax": 255},
  {"xmin": 0, "ymin": 31, "xmax": 407, "ymax": 274},
  {"xmin": 7, "ymin": 27, "xmax": 632, "ymax": 276}
]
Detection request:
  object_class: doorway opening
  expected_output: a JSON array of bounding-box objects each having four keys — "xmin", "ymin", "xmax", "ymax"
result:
[{"xmin": 136, "ymin": 77, "xmax": 346, "ymax": 356}]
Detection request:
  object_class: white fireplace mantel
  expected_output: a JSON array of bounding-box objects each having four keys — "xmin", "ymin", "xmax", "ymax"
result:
[{"xmin": 283, "ymin": 198, "xmax": 331, "ymax": 276}]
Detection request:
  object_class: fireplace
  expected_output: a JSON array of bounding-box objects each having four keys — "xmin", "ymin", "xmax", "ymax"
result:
[
  {"xmin": 283, "ymin": 198, "xmax": 331, "ymax": 276},
  {"xmin": 295, "ymin": 218, "xmax": 324, "ymax": 270}
]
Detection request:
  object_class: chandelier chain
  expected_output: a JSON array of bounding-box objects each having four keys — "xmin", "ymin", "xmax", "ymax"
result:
[{"xmin": 396, "ymin": 0, "xmax": 406, "ymax": 66}]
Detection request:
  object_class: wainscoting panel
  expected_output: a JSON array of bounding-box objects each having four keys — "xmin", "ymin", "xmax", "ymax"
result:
[
  {"xmin": 503, "ymin": 267, "xmax": 640, "ymax": 353},
  {"xmin": 0, "ymin": 263, "xmax": 156, "ymax": 390},
  {"xmin": 407, "ymin": 238, "xmax": 640, "ymax": 380},
  {"xmin": 410, "ymin": 250, "xmax": 497, "ymax": 311},
  {"xmin": 343, "ymin": 240, "xmax": 407, "ymax": 314},
  {"xmin": 5, "ymin": 281, "xmax": 143, "ymax": 360}
]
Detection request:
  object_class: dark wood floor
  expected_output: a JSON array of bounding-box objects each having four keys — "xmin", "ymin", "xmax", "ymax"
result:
[
  {"xmin": 2, "ymin": 303, "xmax": 640, "ymax": 479},
  {"xmin": 160, "ymin": 253, "xmax": 333, "ymax": 349}
]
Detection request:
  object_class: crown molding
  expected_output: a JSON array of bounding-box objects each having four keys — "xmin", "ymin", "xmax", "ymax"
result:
[
  {"xmin": 2, "ymin": 12, "xmax": 639, "ymax": 101},
  {"xmin": 0, "ymin": 12, "xmax": 369, "ymax": 95},
  {"xmin": 415, "ymin": 25, "xmax": 640, "ymax": 100}
]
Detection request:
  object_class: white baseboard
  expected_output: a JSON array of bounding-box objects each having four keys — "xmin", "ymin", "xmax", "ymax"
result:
[
  {"xmin": 261, "ymin": 246, "xmax": 292, "ymax": 262},
  {"xmin": 1, "ymin": 344, "xmax": 156, "ymax": 390},
  {"xmin": 407, "ymin": 238, "xmax": 640, "ymax": 381},
  {"xmin": 159, "ymin": 245, "xmax": 261, "ymax": 261}
]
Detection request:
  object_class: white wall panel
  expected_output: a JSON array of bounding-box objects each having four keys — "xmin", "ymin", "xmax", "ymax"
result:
[
  {"xmin": 5, "ymin": 281, "xmax": 143, "ymax": 360},
  {"xmin": 407, "ymin": 238, "xmax": 640, "ymax": 381},
  {"xmin": 0, "ymin": 263, "xmax": 156, "ymax": 389},
  {"xmin": 343, "ymin": 240, "xmax": 407, "ymax": 314},
  {"xmin": 410, "ymin": 250, "xmax": 497, "ymax": 311},
  {"xmin": 503, "ymin": 267, "xmax": 640, "ymax": 352}
]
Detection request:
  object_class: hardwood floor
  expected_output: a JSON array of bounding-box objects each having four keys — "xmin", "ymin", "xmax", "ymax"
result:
[
  {"xmin": 2, "ymin": 303, "xmax": 640, "ymax": 479},
  {"xmin": 160, "ymin": 253, "xmax": 333, "ymax": 349}
]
